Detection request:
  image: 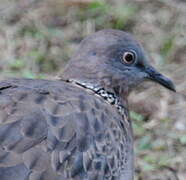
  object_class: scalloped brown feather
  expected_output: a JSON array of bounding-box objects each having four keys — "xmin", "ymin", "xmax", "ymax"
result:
[{"xmin": 0, "ymin": 78, "xmax": 133, "ymax": 180}]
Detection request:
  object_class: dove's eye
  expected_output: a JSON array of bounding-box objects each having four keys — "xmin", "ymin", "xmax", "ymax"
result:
[{"xmin": 122, "ymin": 51, "xmax": 136, "ymax": 65}]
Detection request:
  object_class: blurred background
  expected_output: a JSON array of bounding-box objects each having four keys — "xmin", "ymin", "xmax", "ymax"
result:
[{"xmin": 0, "ymin": 0, "xmax": 185, "ymax": 179}]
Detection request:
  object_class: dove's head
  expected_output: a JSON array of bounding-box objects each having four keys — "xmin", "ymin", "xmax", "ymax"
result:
[{"xmin": 62, "ymin": 29, "xmax": 175, "ymax": 96}]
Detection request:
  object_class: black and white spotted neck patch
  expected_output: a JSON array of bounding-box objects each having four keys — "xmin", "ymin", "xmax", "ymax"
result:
[{"xmin": 67, "ymin": 79, "xmax": 128, "ymax": 119}]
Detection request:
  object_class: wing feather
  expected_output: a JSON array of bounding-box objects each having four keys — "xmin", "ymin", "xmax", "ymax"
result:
[{"xmin": 0, "ymin": 79, "xmax": 133, "ymax": 180}]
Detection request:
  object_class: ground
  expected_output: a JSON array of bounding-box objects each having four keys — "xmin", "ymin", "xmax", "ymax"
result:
[{"xmin": 0, "ymin": 0, "xmax": 185, "ymax": 179}]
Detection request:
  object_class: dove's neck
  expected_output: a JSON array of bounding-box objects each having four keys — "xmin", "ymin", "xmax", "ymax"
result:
[
  {"xmin": 60, "ymin": 60, "xmax": 129, "ymax": 106},
  {"xmin": 64, "ymin": 79, "xmax": 129, "ymax": 119},
  {"xmin": 61, "ymin": 69, "xmax": 128, "ymax": 96}
]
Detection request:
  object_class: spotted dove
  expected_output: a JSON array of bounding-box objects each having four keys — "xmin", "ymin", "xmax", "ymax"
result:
[{"xmin": 0, "ymin": 29, "xmax": 175, "ymax": 180}]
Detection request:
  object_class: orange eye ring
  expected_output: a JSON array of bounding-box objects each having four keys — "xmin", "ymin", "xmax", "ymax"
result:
[{"xmin": 123, "ymin": 51, "xmax": 136, "ymax": 64}]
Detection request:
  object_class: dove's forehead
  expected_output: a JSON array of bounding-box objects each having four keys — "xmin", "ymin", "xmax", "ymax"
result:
[{"xmin": 80, "ymin": 29, "xmax": 141, "ymax": 50}]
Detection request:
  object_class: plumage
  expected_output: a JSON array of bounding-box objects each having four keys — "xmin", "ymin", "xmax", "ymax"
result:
[
  {"xmin": 0, "ymin": 79, "xmax": 133, "ymax": 180},
  {"xmin": 0, "ymin": 29, "xmax": 175, "ymax": 180}
]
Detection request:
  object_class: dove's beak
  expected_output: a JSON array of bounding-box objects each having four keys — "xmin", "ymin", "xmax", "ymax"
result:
[{"xmin": 145, "ymin": 65, "xmax": 176, "ymax": 92}]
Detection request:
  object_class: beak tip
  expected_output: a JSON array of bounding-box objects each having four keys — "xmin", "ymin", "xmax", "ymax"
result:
[
  {"xmin": 165, "ymin": 78, "xmax": 176, "ymax": 92},
  {"xmin": 169, "ymin": 87, "xmax": 176, "ymax": 92},
  {"xmin": 169, "ymin": 84, "xmax": 176, "ymax": 92},
  {"xmin": 160, "ymin": 79, "xmax": 176, "ymax": 93}
]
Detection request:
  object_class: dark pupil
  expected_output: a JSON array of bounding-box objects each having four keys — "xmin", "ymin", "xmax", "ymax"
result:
[{"xmin": 125, "ymin": 53, "xmax": 133, "ymax": 62}]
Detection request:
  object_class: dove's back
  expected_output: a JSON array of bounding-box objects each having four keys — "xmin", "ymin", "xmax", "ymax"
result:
[{"xmin": 0, "ymin": 78, "xmax": 133, "ymax": 180}]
